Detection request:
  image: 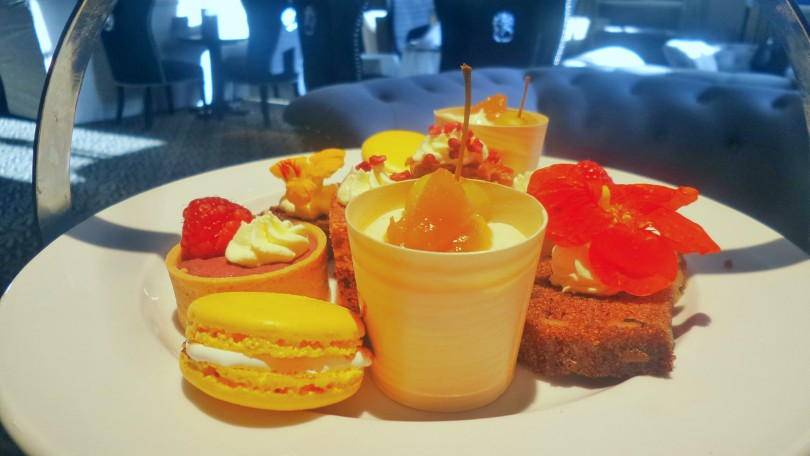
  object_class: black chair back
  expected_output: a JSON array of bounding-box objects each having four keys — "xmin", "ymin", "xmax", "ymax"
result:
[
  {"xmin": 435, "ymin": 0, "xmax": 570, "ymax": 70},
  {"xmin": 281, "ymin": 48, "xmax": 296, "ymax": 77},
  {"xmin": 241, "ymin": 0, "xmax": 286, "ymax": 78},
  {"xmin": 100, "ymin": 0, "xmax": 164, "ymax": 85},
  {"xmin": 293, "ymin": 0, "xmax": 367, "ymax": 90},
  {"xmin": 0, "ymin": 76, "xmax": 6, "ymax": 115}
]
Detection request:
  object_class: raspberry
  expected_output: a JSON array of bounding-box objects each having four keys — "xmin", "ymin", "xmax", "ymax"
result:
[
  {"xmin": 468, "ymin": 137, "xmax": 483, "ymax": 153},
  {"xmin": 368, "ymin": 155, "xmax": 386, "ymax": 166},
  {"xmin": 443, "ymin": 122, "xmax": 461, "ymax": 134},
  {"xmin": 390, "ymin": 170, "xmax": 413, "ymax": 181},
  {"xmin": 180, "ymin": 197, "xmax": 253, "ymax": 259},
  {"xmin": 422, "ymin": 154, "xmax": 439, "ymax": 166}
]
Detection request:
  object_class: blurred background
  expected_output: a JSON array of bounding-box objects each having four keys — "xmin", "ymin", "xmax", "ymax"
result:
[
  {"xmin": 2, "ymin": 0, "xmax": 808, "ymax": 286},
  {"xmin": 1, "ymin": 0, "xmax": 809, "ymax": 311},
  {"xmin": 2, "ymin": 0, "xmax": 807, "ymax": 287}
]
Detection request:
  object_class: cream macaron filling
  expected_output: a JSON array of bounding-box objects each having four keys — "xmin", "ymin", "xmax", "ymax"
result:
[{"xmin": 183, "ymin": 342, "xmax": 372, "ymax": 374}]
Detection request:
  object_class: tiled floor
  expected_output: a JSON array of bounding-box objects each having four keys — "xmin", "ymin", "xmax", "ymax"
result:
[{"xmin": 0, "ymin": 106, "xmax": 304, "ymax": 454}]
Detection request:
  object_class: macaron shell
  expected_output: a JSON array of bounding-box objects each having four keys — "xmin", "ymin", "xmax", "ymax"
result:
[
  {"xmin": 187, "ymin": 292, "xmax": 364, "ymax": 342},
  {"xmin": 180, "ymin": 353, "xmax": 364, "ymax": 411},
  {"xmin": 361, "ymin": 130, "xmax": 425, "ymax": 172},
  {"xmin": 186, "ymin": 324, "xmax": 360, "ymax": 359}
]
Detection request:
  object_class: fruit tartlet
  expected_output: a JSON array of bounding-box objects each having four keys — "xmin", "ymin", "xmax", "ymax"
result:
[
  {"xmin": 165, "ymin": 197, "xmax": 329, "ymax": 328},
  {"xmin": 519, "ymin": 160, "xmax": 720, "ymax": 378}
]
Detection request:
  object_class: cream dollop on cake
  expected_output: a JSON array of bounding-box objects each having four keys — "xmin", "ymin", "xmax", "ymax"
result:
[
  {"xmin": 225, "ymin": 214, "xmax": 309, "ymax": 267},
  {"xmin": 337, "ymin": 165, "xmax": 394, "ymax": 205},
  {"xmin": 549, "ymin": 244, "xmax": 619, "ymax": 296}
]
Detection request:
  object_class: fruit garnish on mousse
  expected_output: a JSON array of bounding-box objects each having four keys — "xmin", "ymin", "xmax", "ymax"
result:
[
  {"xmin": 449, "ymin": 76, "xmax": 535, "ymax": 127},
  {"xmin": 270, "ymin": 148, "xmax": 345, "ymax": 220},
  {"xmin": 527, "ymin": 160, "xmax": 720, "ymax": 296},
  {"xmin": 407, "ymin": 123, "xmax": 515, "ymax": 185},
  {"xmin": 380, "ymin": 65, "xmax": 524, "ymax": 253},
  {"xmin": 385, "ymin": 168, "xmax": 493, "ymax": 252},
  {"xmin": 434, "ymin": 73, "xmax": 547, "ymax": 174}
]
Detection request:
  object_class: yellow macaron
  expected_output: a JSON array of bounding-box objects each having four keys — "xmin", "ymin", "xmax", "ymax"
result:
[
  {"xmin": 179, "ymin": 292, "xmax": 371, "ymax": 411},
  {"xmin": 361, "ymin": 130, "xmax": 425, "ymax": 172}
]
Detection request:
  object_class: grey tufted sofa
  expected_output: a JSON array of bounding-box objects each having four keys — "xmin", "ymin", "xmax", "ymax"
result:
[{"xmin": 283, "ymin": 67, "xmax": 809, "ymax": 250}]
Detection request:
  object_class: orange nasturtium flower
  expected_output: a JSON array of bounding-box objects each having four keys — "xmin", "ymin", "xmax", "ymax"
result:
[{"xmin": 527, "ymin": 160, "xmax": 720, "ymax": 296}]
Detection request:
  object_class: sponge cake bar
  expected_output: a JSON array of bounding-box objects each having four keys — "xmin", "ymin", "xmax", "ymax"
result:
[{"xmin": 519, "ymin": 258, "xmax": 685, "ymax": 378}]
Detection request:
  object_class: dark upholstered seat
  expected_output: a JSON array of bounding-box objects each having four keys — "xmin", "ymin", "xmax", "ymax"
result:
[
  {"xmin": 283, "ymin": 66, "xmax": 809, "ymax": 250},
  {"xmin": 527, "ymin": 67, "xmax": 808, "ymax": 250},
  {"xmin": 284, "ymin": 68, "xmax": 534, "ymax": 143}
]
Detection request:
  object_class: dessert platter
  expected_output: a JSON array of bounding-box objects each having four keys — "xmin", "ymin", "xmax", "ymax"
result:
[{"xmin": 1, "ymin": 69, "xmax": 810, "ymax": 455}]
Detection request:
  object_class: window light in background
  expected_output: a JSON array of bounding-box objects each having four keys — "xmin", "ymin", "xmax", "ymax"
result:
[
  {"xmin": 176, "ymin": 0, "xmax": 248, "ymax": 105},
  {"xmin": 281, "ymin": 7, "xmax": 297, "ymax": 33},
  {"xmin": 28, "ymin": 0, "xmax": 52, "ymax": 69},
  {"xmin": 564, "ymin": 16, "xmax": 591, "ymax": 43},
  {"xmin": 175, "ymin": 1, "xmax": 298, "ymax": 106}
]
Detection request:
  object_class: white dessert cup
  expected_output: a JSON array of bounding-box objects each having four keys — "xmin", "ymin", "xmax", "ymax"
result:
[
  {"xmin": 434, "ymin": 107, "xmax": 549, "ymax": 173},
  {"xmin": 345, "ymin": 179, "xmax": 547, "ymax": 412}
]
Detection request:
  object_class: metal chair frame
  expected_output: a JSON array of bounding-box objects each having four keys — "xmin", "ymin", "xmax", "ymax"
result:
[{"xmin": 32, "ymin": 0, "xmax": 810, "ymax": 244}]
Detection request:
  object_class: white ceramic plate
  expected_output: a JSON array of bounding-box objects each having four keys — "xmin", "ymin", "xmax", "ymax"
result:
[{"xmin": 1, "ymin": 151, "xmax": 809, "ymax": 455}]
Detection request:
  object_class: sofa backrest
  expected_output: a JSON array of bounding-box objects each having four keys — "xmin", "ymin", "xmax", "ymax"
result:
[
  {"xmin": 529, "ymin": 67, "xmax": 808, "ymax": 250},
  {"xmin": 284, "ymin": 68, "xmax": 533, "ymax": 143}
]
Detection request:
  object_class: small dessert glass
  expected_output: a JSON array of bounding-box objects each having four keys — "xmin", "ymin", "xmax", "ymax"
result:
[
  {"xmin": 434, "ymin": 107, "xmax": 549, "ymax": 173},
  {"xmin": 345, "ymin": 179, "xmax": 547, "ymax": 412}
]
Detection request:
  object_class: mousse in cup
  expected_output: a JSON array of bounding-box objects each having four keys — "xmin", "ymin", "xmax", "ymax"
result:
[
  {"xmin": 345, "ymin": 170, "xmax": 547, "ymax": 411},
  {"xmin": 434, "ymin": 93, "xmax": 549, "ymax": 173}
]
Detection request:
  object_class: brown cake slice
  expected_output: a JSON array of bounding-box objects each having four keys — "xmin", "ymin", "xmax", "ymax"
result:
[
  {"xmin": 519, "ymin": 258, "xmax": 685, "ymax": 378},
  {"xmin": 328, "ymin": 199, "xmax": 360, "ymax": 313}
]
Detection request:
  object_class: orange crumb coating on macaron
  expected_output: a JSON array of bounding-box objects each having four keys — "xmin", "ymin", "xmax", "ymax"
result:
[{"xmin": 179, "ymin": 292, "xmax": 370, "ymax": 411}]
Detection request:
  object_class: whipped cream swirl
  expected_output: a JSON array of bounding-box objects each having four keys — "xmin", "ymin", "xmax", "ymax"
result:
[
  {"xmin": 410, "ymin": 130, "xmax": 489, "ymax": 167},
  {"xmin": 225, "ymin": 214, "xmax": 309, "ymax": 267},
  {"xmin": 337, "ymin": 167, "xmax": 394, "ymax": 205},
  {"xmin": 443, "ymin": 110, "xmax": 493, "ymax": 126}
]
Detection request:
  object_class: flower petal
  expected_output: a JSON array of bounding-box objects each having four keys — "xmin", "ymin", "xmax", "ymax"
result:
[
  {"xmin": 645, "ymin": 208, "xmax": 720, "ymax": 254},
  {"xmin": 589, "ymin": 226, "xmax": 679, "ymax": 296},
  {"xmin": 612, "ymin": 184, "xmax": 698, "ymax": 213},
  {"xmin": 528, "ymin": 163, "xmax": 614, "ymax": 247}
]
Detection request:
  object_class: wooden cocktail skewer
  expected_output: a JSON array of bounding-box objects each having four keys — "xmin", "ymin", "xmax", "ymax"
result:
[
  {"xmin": 456, "ymin": 63, "xmax": 472, "ymax": 181},
  {"xmin": 517, "ymin": 75, "xmax": 531, "ymax": 119}
]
